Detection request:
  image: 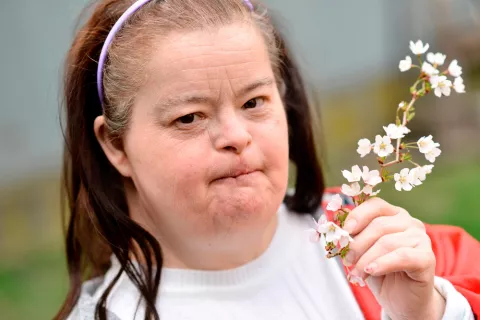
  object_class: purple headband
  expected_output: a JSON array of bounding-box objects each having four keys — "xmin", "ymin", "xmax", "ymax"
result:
[{"xmin": 97, "ymin": 0, "xmax": 254, "ymax": 106}]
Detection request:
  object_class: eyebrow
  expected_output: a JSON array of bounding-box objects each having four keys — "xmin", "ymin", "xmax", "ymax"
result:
[
  {"xmin": 153, "ymin": 77, "xmax": 275, "ymax": 111},
  {"xmin": 236, "ymin": 77, "xmax": 274, "ymax": 97}
]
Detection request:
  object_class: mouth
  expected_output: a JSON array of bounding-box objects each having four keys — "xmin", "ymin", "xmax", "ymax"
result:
[{"xmin": 212, "ymin": 169, "xmax": 259, "ymax": 183}]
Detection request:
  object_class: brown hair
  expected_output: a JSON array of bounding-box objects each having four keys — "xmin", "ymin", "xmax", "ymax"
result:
[{"xmin": 56, "ymin": 0, "xmax": 325, "ymax": 319}]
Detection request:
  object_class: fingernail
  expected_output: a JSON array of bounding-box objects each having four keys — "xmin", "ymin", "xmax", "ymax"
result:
[
  {"xmin": 343, "ymin": 251, "xmax": 355, "ymax": 267},
  {"xmin": 364, "ymin": 262, "xmax": 377, "ymax": 274},
  {"xmin": 343, "ymin": 219, "xmax": 357, "ymax": 234}
]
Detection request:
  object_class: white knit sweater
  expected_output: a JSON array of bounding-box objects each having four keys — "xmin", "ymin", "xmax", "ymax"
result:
[{"xmin": 69, "ymin": 203, "xmax": 474, "ymax": 319}]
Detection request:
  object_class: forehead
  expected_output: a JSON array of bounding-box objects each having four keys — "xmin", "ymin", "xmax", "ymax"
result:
[{"xmin": 141, "ymin": 23, "xmax": 274, "ymax": 96}]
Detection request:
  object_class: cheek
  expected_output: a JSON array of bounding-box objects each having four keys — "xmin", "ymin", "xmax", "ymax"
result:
[
  {"xmin": 260, "ymin": 107, "xmax": 290, "ymax": 181},
  {"xmin": 126, "ymin": 128, "xmax": 210, "ymax": 203}
]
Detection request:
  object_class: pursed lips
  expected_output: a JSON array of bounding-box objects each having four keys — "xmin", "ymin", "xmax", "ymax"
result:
[{"xmin": 212, "ymin": 168, "xmax": 259, "ymax": 182}]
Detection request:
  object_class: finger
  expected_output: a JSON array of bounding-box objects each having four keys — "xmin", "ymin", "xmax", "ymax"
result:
[
  {"xmin": 343, "ymin": 211, "xmax": 424, "ymax": 266},
  {"xmin": 343, "ymin": 197, "xmax": 400, "ymax": 235},
  {"xmin": 363, "ymin": 246, "xmax": 436, "ymax": 283},
  {"xmin": 353, "ymin": 228, "xmax": 428, "ymax": 276}
]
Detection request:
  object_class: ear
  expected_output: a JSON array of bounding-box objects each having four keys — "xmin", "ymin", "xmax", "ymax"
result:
[{"xmin": 94, "ymin": 115, "xmax": 133, "ymax": 178}]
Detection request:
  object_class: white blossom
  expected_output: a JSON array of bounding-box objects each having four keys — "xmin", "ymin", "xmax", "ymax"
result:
[
  {"xmin": 315, "ymin": 214, "xmax": 329, "ymax": 233},
  {"xmin": 337, "ymin": 232, "xmax": 353, "ymax": 249},
  {"xmin": 326, "ymin": 194, "xmax": 343, "ymax": 212},
  {"xmin": 410, "ymin": 40, "xmax": 429, "ymax": 55},
  {"xmin": 399, "ymin": 56, "xmax": 412, "ymax": 72},
  {"xmin": 362, "ymin": 184, "xmax": 381, "ymax": 196},
  {"xmin": 348, "ymin": 273, "xmax": 365, "ymax": 287},
  {"xmin": 307, "ymin": 216, "xmax": 324, "ymax": 243},
  {"xmin": 417, "ymin": 135, "xmax": 440, "ymax": 154},
  {"xmin": 409, "ymin": 165, "xmax": 434, "ymax": 185},
  {"xmin": 453, "ymin": 77, "xmax": 465, "ymax": 93},
  {"xmin": 422, "ymin": 164, "xmax": 434, "ymax": 174},
  {"xmin": 373, "ymin": 135, "xmax": 394, "ymax": 157},
  {"xmin": 398, "ymin": 101, "xmax": 406, "ymax": 109},
  {"xmin": 426, "ymin": 52, "xmax": 446, "ymax": 66},
  {"xmin": 325, "ymin": 227, "xmax": 351, "ymax": 247},
  {"xmin": 430, "ymin": 75, "xmax": 452, "ymax": 98},
  {"xmin": 316, "ymin": 216, "xmax": 353, "ymax": 248},
  {"xmin": 408, "ymin": 167, "xmax": 423, "ymax": 186},
  {"xmin": 357, "ymin": 138, "xmax": 372, "ymax": 158},
  {"xmin": 342, "ymin": 165, "xmax": 362, "ymax": 183},
  {"xmin": 422, "ymin": 62, "xmax": 439, "ymax": 77},
  {"xmin": 394, "ymin": 168, "xmax": 413, "ymax": 191},
  {"xmin": 383, "ymin": 123, "xmax": 411, "ymax": 139},
  {"xmin": 448, "ymin": 59, "xmax": 462, "ymax": 77},
  {"xmin": 362, "ymin": 166, "xmax": 382, "ymax": 186},
  {"xmin": 425, "ymin": 147, "xmax": 441, "ymax": 163},
  {"xmin": 318, "ymin": 214, "xmax": 329, "ymax": 227},
  {"xmin": 341, "ymin": 182, "xmax": 362, "ymax": 197}
]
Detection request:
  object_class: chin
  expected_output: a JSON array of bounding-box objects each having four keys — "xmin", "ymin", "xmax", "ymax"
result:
[
  {"xmin": 208, "ymin": 188, "xmax": 278, "ymax": 225},
  {"xmin": 209, "ymin": 188, "xmax": 271, "ymax": 215}
]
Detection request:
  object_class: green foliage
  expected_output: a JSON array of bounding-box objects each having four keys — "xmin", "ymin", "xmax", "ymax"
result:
[
  {"xmin": 379, "ymin": 161, "xmax": 480, "ymax": 239},
  {"xmin": 407, "ymin": 112, "xmax": 416, "ymax": 122},
  {"xmin": 0, "ymin": 250, "xmax": 67, "ymax": 320}
]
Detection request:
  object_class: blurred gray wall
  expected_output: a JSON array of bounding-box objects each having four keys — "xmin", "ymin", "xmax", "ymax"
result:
[{"xmin": 0, "ymin": 0, "xmax": 90, "ymax": 186}]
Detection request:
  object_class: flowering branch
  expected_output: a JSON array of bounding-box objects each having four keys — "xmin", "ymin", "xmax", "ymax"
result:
[{"xmin": 307, "ymin": 40, "xmax": 466, "ymax": 286}]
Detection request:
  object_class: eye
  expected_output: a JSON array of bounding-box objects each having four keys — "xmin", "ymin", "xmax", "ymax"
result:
[
  {"xmin": 176, "ymin": 113, "xmax": 197, "ymax": 124},
  {"xmin": 243, "ymin": 97, "xmax": 265, "ymax": 109}
]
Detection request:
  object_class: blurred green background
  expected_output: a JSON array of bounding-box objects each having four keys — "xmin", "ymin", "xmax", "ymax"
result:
[{"xmin": 1, "ymin": 0, "xmax": 479, "ymax": 319}]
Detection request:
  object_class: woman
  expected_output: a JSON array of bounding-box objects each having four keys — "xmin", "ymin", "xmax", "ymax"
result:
[{"xmin": 56, "ymin": 0, "xmax": 480, "ymax": 319}]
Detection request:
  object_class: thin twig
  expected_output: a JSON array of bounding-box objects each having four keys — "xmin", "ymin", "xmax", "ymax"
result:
[
  {"xmin": 396, "ymin": 97, "xmax": 417, "ymax": 161},
  {"xmin": 408, "ymin": 160, "xmax": 421, "ymax": 167}
]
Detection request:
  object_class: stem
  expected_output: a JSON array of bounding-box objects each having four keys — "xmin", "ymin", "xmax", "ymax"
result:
[
  {"xmin": 326, "ymin": 252, "xmax": 342, "ymax": 258},
  {"xmin": 382, "ymin": 159, "xmax": 401, "ymax": 167},
  {"xmin": 380, "ymin": 96, "xmax": 417, "ymax": 178},
  {"xmin": 411, "ymin": 79, "xmax": 421, "ymax": 92},
  {"xmin": 380, "ymin": 158, "xmax": 400, "ymax": 182},
  {"xmin": 396, "ymin": 97, "xmax": 417, "ymax": 160},
  {"xmin": 417, "ymin": 54, "xmax": 423, "ymax": 66},
  {"xmin": 408, "ymin": 160, "xmax": 421, "ymax": 167}
]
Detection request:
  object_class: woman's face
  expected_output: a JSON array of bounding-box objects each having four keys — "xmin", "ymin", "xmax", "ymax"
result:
[{"xmin": 117, "ymin": 23, "xmax": 289, "ymax": 256}]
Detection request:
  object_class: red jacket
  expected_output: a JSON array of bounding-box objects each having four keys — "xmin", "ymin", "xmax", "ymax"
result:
[{"xmin": 322, "ymin": 187, "xmax": 480, "ymax": 319}]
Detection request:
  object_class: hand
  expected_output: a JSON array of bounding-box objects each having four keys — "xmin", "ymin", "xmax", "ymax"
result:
[{"xmin": 342, "ymin": 197, "xmax": 446, "ymax": 320}]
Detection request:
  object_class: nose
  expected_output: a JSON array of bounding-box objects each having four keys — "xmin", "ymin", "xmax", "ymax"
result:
[{"xmin": 211, "ymin": 113, "xmax": 252, "ymax": 154}]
